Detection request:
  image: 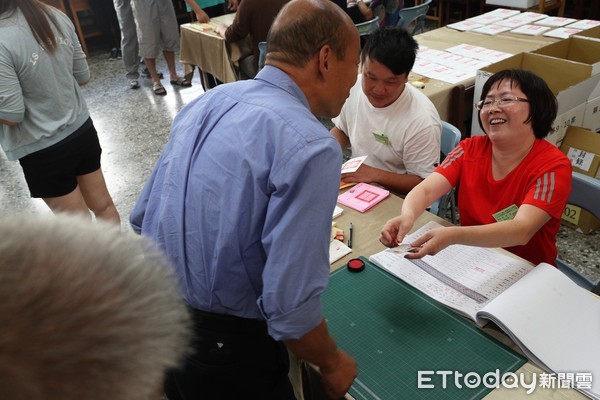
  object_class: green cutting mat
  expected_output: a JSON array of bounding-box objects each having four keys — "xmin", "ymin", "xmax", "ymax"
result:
[{"xmin": 322, "ymin": 257, "xmax": 526, "ymax": 400}]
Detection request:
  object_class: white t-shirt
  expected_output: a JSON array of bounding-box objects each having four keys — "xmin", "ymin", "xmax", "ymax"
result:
[{"xmin": 332, "ymin": 75, "xmax": 441, "ymax": 179}]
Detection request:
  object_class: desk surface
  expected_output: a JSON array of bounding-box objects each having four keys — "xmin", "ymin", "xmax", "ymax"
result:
[{"xmin": 329, "ymin": 195, "xmax": 587, "ymax": 400}]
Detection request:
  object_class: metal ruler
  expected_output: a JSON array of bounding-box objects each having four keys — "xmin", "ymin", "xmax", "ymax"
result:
[{"xmin": 408, "ymin": 258, "xmax": 489, "ymax": 304}]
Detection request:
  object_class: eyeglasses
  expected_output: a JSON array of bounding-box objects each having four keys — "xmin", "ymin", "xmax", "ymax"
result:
[{"xmin": 474, "ymin": 97, "xmax": 529, "ymax": 111}]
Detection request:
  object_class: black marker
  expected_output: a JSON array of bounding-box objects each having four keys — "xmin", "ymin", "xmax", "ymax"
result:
[{"xmin": 348, "ymin": 222, "xmax": 353, "ymax": 248}]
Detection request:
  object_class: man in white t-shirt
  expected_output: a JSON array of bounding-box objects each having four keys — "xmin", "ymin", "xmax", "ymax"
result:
[{"xmin": 331, "ymin": 26, "xmax": 441, "ymax": 195}]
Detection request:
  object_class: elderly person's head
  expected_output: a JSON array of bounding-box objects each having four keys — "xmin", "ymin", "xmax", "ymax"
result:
[
  {"xmin": 0, "ymin": 215, "xmax": 192, "ymax": 400},
  {"xmin": 477, "ymin": 69, "xmax": 557, "ymax": 139},
  {"xmin": 265, "ymin": 0, "xmax": 361, "ymax": 118}
]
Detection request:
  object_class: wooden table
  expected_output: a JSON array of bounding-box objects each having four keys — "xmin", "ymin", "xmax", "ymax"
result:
[{"xmin": 179, "ymin": 13, "xmax": 252, "ymax": 85}]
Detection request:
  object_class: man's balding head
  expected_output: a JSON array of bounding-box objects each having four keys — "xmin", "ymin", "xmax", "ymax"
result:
[
  {"xmin": 262, "ymin": 0, "xmax": 360, "ymax": 118},
  {"xmin": 266, "ymin": 0, "xmax": 356, "ymax": 68}
]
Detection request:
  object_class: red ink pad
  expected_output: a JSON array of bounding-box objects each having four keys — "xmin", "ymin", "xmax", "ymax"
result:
[{"xmin": 347, "ymin": 258, "xmax": 365, "ymax": 273}]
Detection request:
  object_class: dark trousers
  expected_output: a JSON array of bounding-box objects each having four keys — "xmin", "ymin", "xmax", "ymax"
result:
[{"xmin": 164, "ymin": 308, "xmax": 296, "ymax": 400}]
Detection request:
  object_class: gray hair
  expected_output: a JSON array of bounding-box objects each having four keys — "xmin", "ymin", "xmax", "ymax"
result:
[
  {"xmin": 267, "ymin": 0, "xmax": 353, "ymax": 67},
  {"xmin": 0, "ymin": 214, "xmax": 192, "ymax": 400}
]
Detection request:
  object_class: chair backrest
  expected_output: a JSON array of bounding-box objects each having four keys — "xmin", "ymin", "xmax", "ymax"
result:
[
  {"xmin": 429, "ymin": 121, "xmax": 461, "ymax": 223},
  {"xmin": 568, "ymin": 172, "xmax": 600, "ymax": 220},
  {"xmin": 258, "ymin": 41, "xmax": 267, "ymax": 72},
  {"xmin": 355, "ymin": 16, "xmax": 380, "ymax": 36},
  {"xmin": 396, "ymin": 0, "xmax": 431, "ymax": 35},
  {"xmin": 441, "ymin": 120, "xmax": 461, "ymax": 158},
  {"xmin": 555, "ymin": 171, "xmax": 600, "ymax": 290}
]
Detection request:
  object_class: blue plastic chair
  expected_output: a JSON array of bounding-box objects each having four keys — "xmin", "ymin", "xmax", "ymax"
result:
[
  {"xmin": 396, "ymin": 0, "xmax": 431, "ymax": 35},
  {"xmin": 429, "ymin": 121, "xmax": 461, "ymax": 224},
  {"xmin": 355, "ymin": 16, "xmax": 380, "ymax": 36},
  {"xmin": 556, "ymin": 172, "xmax": 600, "ymax": 291},
  {"xmin": 258, "ymin": 41, "xmax": 267, "ymax": 72}
]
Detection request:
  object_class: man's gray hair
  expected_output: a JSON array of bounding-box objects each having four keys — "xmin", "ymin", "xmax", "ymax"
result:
[
  {"xmin": 267, "ymin": 0, "xmax": 352, "ymax": 67},
  {"xmin": 0, "ymin": 214, "xmax": 192, "ymax": 400}
]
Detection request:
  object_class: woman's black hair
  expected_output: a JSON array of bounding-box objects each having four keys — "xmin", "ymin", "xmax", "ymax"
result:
[{"xmin": 477, "ymin": 69, "xmax": 557, "ymax": 139}]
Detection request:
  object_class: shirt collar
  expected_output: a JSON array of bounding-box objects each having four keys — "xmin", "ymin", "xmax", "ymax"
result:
[{"xmin": 255, "ymin": 65, "xmax": 310, "ymax": 111}]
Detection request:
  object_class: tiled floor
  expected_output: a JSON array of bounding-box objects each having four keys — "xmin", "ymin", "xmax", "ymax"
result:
[{"xmin": 1, "ymin": 48, "xmax": 598, "ymax": 284}]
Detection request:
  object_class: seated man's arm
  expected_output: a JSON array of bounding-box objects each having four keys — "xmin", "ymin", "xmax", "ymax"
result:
[
  {"xmin": 330, "ymin": 123, "xmax": 425, "ymax": 194},
  {"xmin": 216, "ymin": 0, "xmax": 249, "ymax": 42},
  {"xmin": 330, "ymin": 126, "xmax": 351, "ymax": 150},
  {"xmin": 341, "ymin": 163, "xmax": 423, "ymax": 195}
]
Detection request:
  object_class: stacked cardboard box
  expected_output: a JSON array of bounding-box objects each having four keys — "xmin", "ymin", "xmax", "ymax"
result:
[
  {"xmin": 469, "ymin": 27, "xmax": 600, "ymax": 233},
  {"xmin": 559, "ymin": 127, "xmax": 600, "ymax": 234},
  {"xmin": 471, "ymin": 30, "xmax": 600, "ymax": 143}
]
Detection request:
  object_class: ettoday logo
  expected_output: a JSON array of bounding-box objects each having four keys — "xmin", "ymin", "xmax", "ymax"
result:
[{"xmin": 417, "ymin": 370, "xmax": 593, "ymax": 394}]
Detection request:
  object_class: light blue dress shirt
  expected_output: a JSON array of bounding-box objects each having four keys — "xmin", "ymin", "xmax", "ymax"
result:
[{"xmin": 131, "ymin": 66, "xmax": 342, "ymax": 341}]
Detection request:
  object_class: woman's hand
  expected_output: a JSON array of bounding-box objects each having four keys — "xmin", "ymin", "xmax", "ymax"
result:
[
  {"xmin": 403, "ymin": 227, "xmax": 457, "ymax": 259},
  {"xmin": 380, "ymin": 214, "xmax": 414, "ymax": 248}
]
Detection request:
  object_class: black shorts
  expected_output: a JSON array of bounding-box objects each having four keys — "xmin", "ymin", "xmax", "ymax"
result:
[{"xmin": 19, "ymin": 118, "xmax": 102, "ymax": 198}]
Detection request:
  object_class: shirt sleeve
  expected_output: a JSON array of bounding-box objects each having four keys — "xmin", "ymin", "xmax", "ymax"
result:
[
  {"xmin": 401, "ymin": 117, "xmax": 441, "ymax": 179},
  {"xmin": 258, "ymin": 138, "xmax": 342, "ymax": 340},
  {"xmin": 522, "ymin": 155, "xmax": 572, "ymax": 220},
  {"xmin": 435, "ymin": 141, "xmax": 465, "ymax": 188},
  {"xmin": 62, "ymin": 12, "xmax": 89, "ymax": 84},
  {"xmin": 0, "ymin": 45, "xmax": 24, "ymax": 124},
  {"xmin": 331, "ymin": 99, "xmax": 350, "ymax": 135}
]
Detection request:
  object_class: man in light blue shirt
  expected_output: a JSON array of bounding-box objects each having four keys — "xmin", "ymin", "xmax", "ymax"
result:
[{"xmin": 131, "ymin": 0, "xmax": 360, "ymax": 398}]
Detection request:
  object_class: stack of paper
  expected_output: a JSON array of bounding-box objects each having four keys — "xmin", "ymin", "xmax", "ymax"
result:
[
  {"xmin": 543, "ymin": 27, "xmax": 583, "ymax": 39},
  {"xmin": 510, "ymin": 24, "xmax": 551, "ymax": 35},
  {"xmin": 333, "ymin": 205, "xmax": 344, "ymax": 219},
  {"xmin": 329, "ymin": 239, "xmax": 351, "ymax": 264}
]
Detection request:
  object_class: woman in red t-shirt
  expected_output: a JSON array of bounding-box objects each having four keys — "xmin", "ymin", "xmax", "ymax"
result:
[{"xmin": 380, "ymin": 69, "xmax": 572, "ymax": 266}]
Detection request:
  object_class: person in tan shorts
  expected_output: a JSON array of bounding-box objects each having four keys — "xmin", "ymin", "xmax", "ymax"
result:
[{"xmin": 131, "ymin": 0, "xmax": 191, "ymax": 95}]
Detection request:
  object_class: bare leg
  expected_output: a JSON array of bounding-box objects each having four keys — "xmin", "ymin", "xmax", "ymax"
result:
[
  {"xmin": 43, "ymin": 187, "xmax": 92, "ymax": 219},
  {"xmin": 77, "ymin": 169, "xmax": 121, "ymax": 225},
  {"xmin": 144, "ymin": 57, "xmax": 162, "ymax": 84},
  {"xmin": 164, "ymin": 50, "xmax": 179, "ymax": 81}
]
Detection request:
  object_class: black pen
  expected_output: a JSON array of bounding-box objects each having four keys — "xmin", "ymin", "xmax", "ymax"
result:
[{"xmin": 348, "ymin": 222, "xmax": 353, "ymax": 248}]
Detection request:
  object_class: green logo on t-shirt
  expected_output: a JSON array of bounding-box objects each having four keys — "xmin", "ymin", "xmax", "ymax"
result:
[
  {"xmin": 493, "ymin": 204, "xmax": 518, "ymax": 222},
  {"xmin": 372, "ymin": 131, "xmax": 390, "ymax": 146}
]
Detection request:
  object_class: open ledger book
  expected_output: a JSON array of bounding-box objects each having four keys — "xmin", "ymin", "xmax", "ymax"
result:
[{"xmin": 369, "ymin": 221, "xmax": 600, "ymax": 400}]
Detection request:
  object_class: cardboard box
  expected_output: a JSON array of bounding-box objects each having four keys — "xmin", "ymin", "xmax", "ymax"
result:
[
  {"xmin": 471, "ymin": 52, "xmax": 600, "ymax": 142},
  {"xmin": 485, "ymin": 0, "xmax": 537, "ymax": 8},
  {"xmin": 561, "ymin": 204, "xmax": 600, "ymax": 234},
  {"xmin": 582, "ymin": 96, "xmax": 600, "ymax": 133},
  {"xmin": 559, "ymin": 126, "xmax": 600, "ymax": 234},
  {"xmin": 532, "ymin": 37, "xmax": 600, "ymax": 74},
  {"xmin": 546, "ymin": 103, "xmax": 586, "ymax": 146},
  {"xmin": 560, "ymin": 126, "xmax": 600, "ymax": 178},
  {"xmin": 575, "ymin": 25, "xmax": 600, "ymax": 41}
]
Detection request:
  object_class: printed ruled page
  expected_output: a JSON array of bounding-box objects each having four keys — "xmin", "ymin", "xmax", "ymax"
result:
[
  {"xmin": 369, "ymin": 221, "xmax": 533, "ymax": 323},
  {"xmin": 478, "ymin": 263, "xmax": 600, "ymax": 400}
]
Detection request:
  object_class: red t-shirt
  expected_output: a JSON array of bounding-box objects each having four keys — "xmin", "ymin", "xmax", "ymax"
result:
[{"xmin": 436, "ymin": 136, "xmax": 572, "ymax": 266}]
